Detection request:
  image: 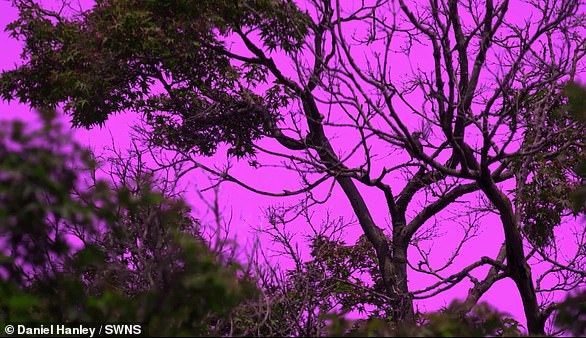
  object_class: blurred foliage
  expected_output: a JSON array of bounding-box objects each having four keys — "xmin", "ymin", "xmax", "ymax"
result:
[
  {"xmin": 554, "ymin": 289, "xmax": 586, "ymax": 336},
  {"xmin": 324, "ymin": 301, "xmax": 522, "ymax": 337},
  {"xmin": 0, "ymin": 109, "xmax": 257, "ymax": 336}
]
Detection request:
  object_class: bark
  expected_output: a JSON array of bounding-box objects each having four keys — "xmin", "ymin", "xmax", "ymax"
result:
[
  {"xmin": 391, "ymin": 239, "xmax": 414, "ymax": 323},
  {"xmin": 459, "ymin": 244, "xmax": 507, "ymax": 314},
  {"xmin": 479, "ymin": 177, "xmax": 544, "ymax": 335},
  {"xmin": 300, "ymin": 92, "xmax": 416, "ymax": 324}
]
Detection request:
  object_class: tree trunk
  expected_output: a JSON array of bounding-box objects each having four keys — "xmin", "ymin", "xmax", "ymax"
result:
[
  {"xmin": 300, "ymin": 94, "xmax": 416, "ymax": 326},
  {"xmin": 336, "ymin": 176, "xmax": 415, "ymax": 324},
  {"xmin": 391, "ymin": 241, "xmax": 415, "ymax": 323},
  {"xmin": 479, "ymin": 178, "xmax": 544, "ymax": 335}
]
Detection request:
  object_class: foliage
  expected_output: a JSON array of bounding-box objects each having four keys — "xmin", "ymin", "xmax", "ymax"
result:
[
  {"xmin": 211, "ymin": 228, "xmax": 528, "ymax": 337},
  {"xmin": 515, "ymin": 86, "xmax": 585, "ymax": 247},
  {"xmin": 307, "ymin": 234, "xmax": 389, "ymax": 316},
  {"xmin": 0, "ymin": 110, "xmax": 256, "ymax": 336},
  {"xmin": 554, "ymin": 289, "xmax": 586, "ymax": 336},
  {"xmin": 323, "ymin": 301, "xmax": 522, "ymax": 337},
  {"xmin": 564, "ymin": 82, "xmax": 586, "ymax": 215},
  {"xmin": 0, "ymin": 107, "xmax": 104, "ymax": 284},
  {"xmin": 0, "ymin": 0, "xmax": 308, "ymax": 158}
]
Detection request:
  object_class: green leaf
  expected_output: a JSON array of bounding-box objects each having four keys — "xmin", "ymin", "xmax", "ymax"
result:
[{"xmin": 8, "ymin": 294, "xmax": 40, "ymax": 309}]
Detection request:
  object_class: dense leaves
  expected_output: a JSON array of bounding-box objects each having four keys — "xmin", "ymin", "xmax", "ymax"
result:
[
  {"xmin": 554, "ymin": 289, "xmax": 586, "ymax": 336},
  {"xmin": 517, "ymin": 86, "xmax": 586, "ymax": 247},
  {"xmin": 564, "ymin": 82, "xmax": 586, "ymax": 215},
  {"xmin": 326, "ymin": 301, "xmax": 522, "ymax": 337},
  {"xmin": 0, "ymin": 0, "xmax": 309, "ymax": 157},
  {"xmin": 0, "ymin": 108, "xmax": 102, "ymax": 284}
]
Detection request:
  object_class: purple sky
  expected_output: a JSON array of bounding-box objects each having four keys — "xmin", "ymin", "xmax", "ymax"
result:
[{"xmin": 1, "ymin": 0, "xmax": 584, "ymax": 332}]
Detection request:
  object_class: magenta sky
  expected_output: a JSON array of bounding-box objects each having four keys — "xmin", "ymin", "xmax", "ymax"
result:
[{"xmin": 1, "ymin": 0, "xmax": 584, "ymax": 332}]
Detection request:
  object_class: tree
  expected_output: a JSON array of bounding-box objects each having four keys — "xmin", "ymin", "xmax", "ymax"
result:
[
  {"xmin": 0, "ymin": 108, "xmax": 529, "ymax": 338},
  {"xmin": 1, "ymin": 0, "xmax": 585, "ymax": 334},
  {"xmin": 0, "ymin": 109, "xmax": 257, "ymax": 336}
]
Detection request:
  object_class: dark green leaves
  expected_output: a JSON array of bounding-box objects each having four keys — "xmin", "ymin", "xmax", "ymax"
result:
[
  {"xmin": 1, "ymin": 0, "xmax": 310, "ymax": 157},
  {"xmin": 564, "ymin": 82, "xmax": 586, "ymax": 122},
  {"xmin": 563, "ymin": 82, "xmax": 586, "ymax": 215},
  {"xmin": 0, "ymin": 111, "xmax": 96, "ymax": 281},
  {"xmin": 555, "ymin": 290, "xmax": 586, "ymax": 336}
]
